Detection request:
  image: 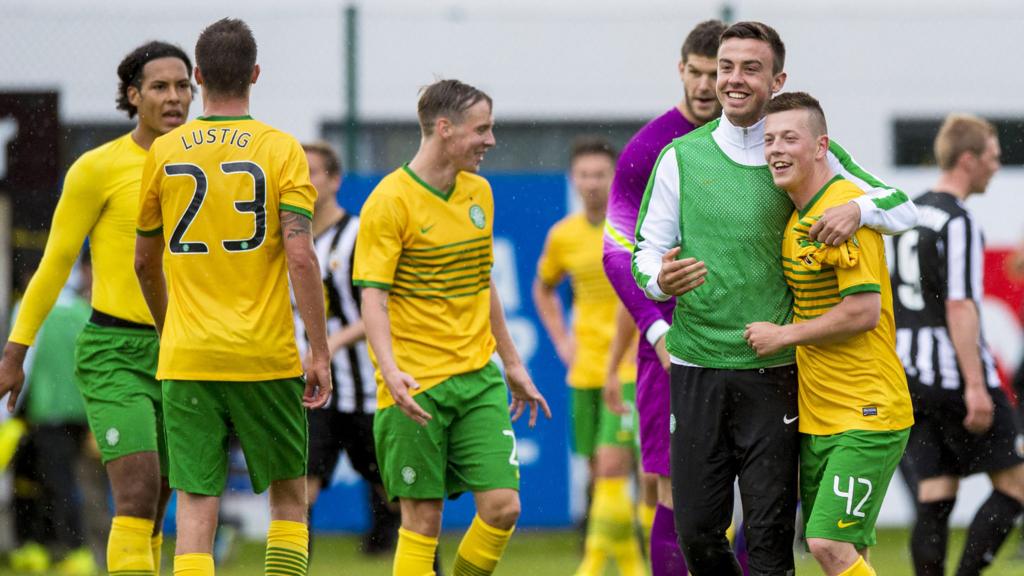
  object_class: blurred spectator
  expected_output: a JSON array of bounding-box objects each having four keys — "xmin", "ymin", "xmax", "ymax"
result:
[{"xmin": 8, "ymin": 252, "xmax": 100, "ymax": 575}]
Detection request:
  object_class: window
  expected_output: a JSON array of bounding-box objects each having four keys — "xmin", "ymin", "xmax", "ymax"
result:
[{"xmin": 893, "ymin": 117, "xmax": 1024, "ymax": 167}]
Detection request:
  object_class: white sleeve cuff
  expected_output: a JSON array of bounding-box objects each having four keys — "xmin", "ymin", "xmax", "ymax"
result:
[
  {"xmin": 644, "ymin": 275, "xmax": 670, "ymax": 302},
  {"xmin": 645, "ymin": 320, "xmax": 671, "ymax": 346},
  {"xmin": 852, "ymin": 196, "xmax": 873, "ymax": 228}
]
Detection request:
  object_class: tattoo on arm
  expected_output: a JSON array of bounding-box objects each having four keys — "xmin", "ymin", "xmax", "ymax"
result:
[{"xmin": 281, "ymin": 211, "xmax": 312, "ymax": 240}]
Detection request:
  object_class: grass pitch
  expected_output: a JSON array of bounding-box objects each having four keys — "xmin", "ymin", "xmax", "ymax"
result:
[
  {"xmin": 189, "ymin": 527, "xmax": 1024, "ymax": 575},
  {"xmin": 4, "ymin": 527, "xmax": 1024, "ymax": 574}
]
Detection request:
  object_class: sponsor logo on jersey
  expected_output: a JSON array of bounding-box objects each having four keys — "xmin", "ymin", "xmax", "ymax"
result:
[
  {"xmin": 837, "ymin": 519, "xmax": 859, "ymax": 529},
  {"xmin": 862, "ymin": 406, "xmax": 878, "ymax": 417}
]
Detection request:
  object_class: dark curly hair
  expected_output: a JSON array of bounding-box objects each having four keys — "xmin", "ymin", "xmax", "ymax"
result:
[{"xmin": 116, "ymin": 41, "xmax": 193, "ymax": 118}]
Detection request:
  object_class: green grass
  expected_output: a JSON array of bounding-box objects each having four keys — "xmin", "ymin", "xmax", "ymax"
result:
[
  {"xmin": 224, "ymin": 528, "xmax": 1024, "ymax": 576},
  {"xmin": 5, "ymin": 528, "xmax": 1024, "ymax": 574}
]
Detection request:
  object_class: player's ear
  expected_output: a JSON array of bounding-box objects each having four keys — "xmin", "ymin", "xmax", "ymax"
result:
[
  {"xmin": 816, "ymin": 134, "xmax": 830, "ymax": 159},
  {"xmin": 251, "ymin": 64, "xmax": 261, "ymax": 85},
  {"xmin": 194, "ymin": 66, "xmax": 205, "ymax": 87},
  {"xmin": 677, "ymin": 58, "xmax": 686, "ymax": 81},
  {"xmin": 127, "ymin": 84, "xmax": 142, "ymax": 108},
  {"xmin": 771, "ymin": 71, "xmax": 787, "ymax": 94},
  {"xmin": 436, "ymin": 117, "xmax": 452, "ymax": 139}
]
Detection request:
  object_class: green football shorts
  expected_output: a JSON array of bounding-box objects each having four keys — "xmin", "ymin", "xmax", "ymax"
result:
[
  {"xmin": 596, "ymin": 382, "xmax": 638, "ymax": 452},
  {"xmin": 74, "ymin": 323, "xmax": 166, "ymax": 469},
  {"xmin": 163, "ymin": 378, "xmax": 307, "ymax": 496},
  {"xmin": 570, "ymin": 387, "xmax": 602, "ymax": 457},
  {"xmin": 374, "ymin": 361, "xmax": 519, "ymax": 501},
  {"xmin": 801, "ymin": 428, "xmax": 910, "ymax": 548}
]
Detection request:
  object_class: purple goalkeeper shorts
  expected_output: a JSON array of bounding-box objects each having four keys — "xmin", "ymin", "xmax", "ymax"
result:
[{"xmin": 636, "ymin": 341, "xmax": 671, "ymax": 477}]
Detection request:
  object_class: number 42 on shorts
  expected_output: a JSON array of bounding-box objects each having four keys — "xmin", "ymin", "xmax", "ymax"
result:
[{"xmin": 834, "ymin": 475, "xmax": 873, "ymax": 518}]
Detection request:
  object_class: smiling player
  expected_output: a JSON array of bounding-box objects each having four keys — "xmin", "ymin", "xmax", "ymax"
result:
[
  {"xmin": 354, "ymin": 78, "xmax": 550, "ymax": 576},
  {"xmin": 745, "ymin": 92, "xmax": 913, "ymax": 576}
]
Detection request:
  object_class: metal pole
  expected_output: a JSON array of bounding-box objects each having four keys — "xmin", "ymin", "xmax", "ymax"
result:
[
  {"xmin": 721, "ymin": 2, "xmax": 735, "ymax": 24},
  {"xmin": 344, "ymin": 4, "xmax": 359, "ymax": 171}
]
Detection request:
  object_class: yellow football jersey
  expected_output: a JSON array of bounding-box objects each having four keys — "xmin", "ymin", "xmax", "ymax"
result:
[
  {"xmin": 352, "ymin": 166, "xmax": 497, "ymax": 408},
  {"xmin": 782, "ymin": 176, "xmax": 913, "ymax": 435},
  {"xmin": 137, "ymin": 116, "xmax": 316, "ymax": 381},
  {"xmin": 537, "ymin": 212, "xmax": 636, "ymax": 387},
  {"xmin": 10, "ymin": 134, "xmax": 153, "ymax": 346}
]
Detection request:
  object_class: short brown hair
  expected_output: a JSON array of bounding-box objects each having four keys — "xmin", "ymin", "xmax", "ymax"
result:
[
  {"xmin": 720, "ymin": 21, "xmax": 786, "ymax": 75},
  {"xmin": 764, "ymin": 91, "xmax": 828, "ymax": 136},
  {"xmin": 934, "ymin": 114, "xmax": 996, "ymax": 170},
  {"xmin": 417, "ymin": 79, "xmax": 492, "ymax": 136},
  {"xmin": 681, "ymin": 20, "xmax": 726, "ymax": 62},
  {"xmin": 302, "ymin": 141, "xmax": 342, "ymax": 177},
  {"xmin": 570, "ymin": 136, "xmax": 617, "ymax": 165},
  {"xmin": 195, "ymin": 18, "xmax": 257, "ymax": 98}
]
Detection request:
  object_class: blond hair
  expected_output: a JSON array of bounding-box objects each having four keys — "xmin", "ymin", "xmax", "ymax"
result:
[{"xmin": 934, "ymin": 114, "xmax": 996, "ymax": 170}]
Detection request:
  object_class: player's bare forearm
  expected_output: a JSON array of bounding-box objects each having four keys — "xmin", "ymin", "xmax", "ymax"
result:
[
  {"xmin": 361, "ymin": 287, "xmax": 431, "ymax": 425},
  {"xmin": 947, "ymin": 299, "xmax": 993, "ymax": 433},
  {"xmin": 745, "ymin": 292, "xmax": 880, "ymax": 356},
  {"xmin": 0, "ymin": 342, "xmax": 28, "ymax": 412},
  {"xmin": 327, "ymin": 320, "xmax": 366, "ymax": 356},
  {"xmin": 283, "ymin": 211, "xmax": 332, "ymax": 407},
  {"xmin": 491, "ymin": 281, "xmax": 525, "ymax": 369},
  {"xmin": 606, "ymin": 305, "xmax": 637, "ymax": 380},
  {"xmin": 283, "ymin": 213, "xmax": 329, "ymax": 359},
  {"xmin": 361, "ymin": 288, "xmax": 400, "ymax": 377},
  {"xmin": 134, "ymin": 234, "xmax": 168, "ymax": 334},
  {"xmin": 531, "ymin": 278, "xmax": 572, "ymax": 362},
  {"xmin": 785, "ymin": 292, "xmax": 880, "ymax": 347},
  {"xmin": 946, "ymin": 300, "xmax": 987, "ymax": 390}
]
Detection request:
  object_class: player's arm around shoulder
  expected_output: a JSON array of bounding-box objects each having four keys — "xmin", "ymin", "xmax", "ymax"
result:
[
  {"xmin": 811, "ymin": 144, "xmax": 919, "ymax": 245},
  {"xmin": 490, "ymin": 281, "xmax": 551, "ymax": 428}
]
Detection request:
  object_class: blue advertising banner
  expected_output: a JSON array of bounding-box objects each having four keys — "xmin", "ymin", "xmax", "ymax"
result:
[{"xmin": 310, "ymin": 171, "xmax": 574, "ymax": 532}]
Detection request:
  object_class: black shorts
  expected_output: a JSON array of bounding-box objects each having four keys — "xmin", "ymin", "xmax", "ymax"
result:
[
  {"xmin": 307, "ymin": 409, "xmax": 382, "ymax": 487},
  {"xmin": 904, "ymin": 385, "xmax": 1023, "ymax": 479}
]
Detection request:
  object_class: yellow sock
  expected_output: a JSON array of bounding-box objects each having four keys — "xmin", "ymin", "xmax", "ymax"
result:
[
  {"xmin": 173, "ymin": 553, "xmax": 214, "ymax": 575},
  {"xmin": 453, "ymin": 515, "xmax": 514, "ymax": 575},
  {"xmin": 108, "ymin": 516, "xmax": 155, "ymax": 575},
  {"xmin": 265, "ymin": 520, "xmax": 309, "ymax": 575},
  {"xmin": 575, "ymin": 478, "xmax": 644, "ymax": 576},
  {"xmin": 838, "ymin": 556, "xmax": 876, "ymax": 576},
  {"xmin": 152, "ymin": 533, "xmax": 163, "ymax": 575},
  {"xmin": 395, "ymin": 527, "xmax": 438, "ymax": 576},
  {"xmin": 638, "ymin": 503, "xmax": 655, "ymax": 555}
]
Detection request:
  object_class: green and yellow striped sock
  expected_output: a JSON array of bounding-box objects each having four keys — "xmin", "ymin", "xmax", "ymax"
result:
[{"xmin": 265, "ymin": 520, "xmax": 309, "ymax": 575}]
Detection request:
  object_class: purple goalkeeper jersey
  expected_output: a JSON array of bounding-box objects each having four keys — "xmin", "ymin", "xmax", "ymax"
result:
[{"xmin": 603, "ymin": 107, "xmax": 695, "ymax": 341}]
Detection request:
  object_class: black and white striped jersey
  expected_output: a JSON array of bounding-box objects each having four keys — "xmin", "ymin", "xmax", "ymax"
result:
[
  {"xmin": 889, "ymin": 190, "xmax": 1001, "ymax": 392},
  {"xmin": 294, "ymin": 213, "xmax": 377, "ymax": 413}
]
